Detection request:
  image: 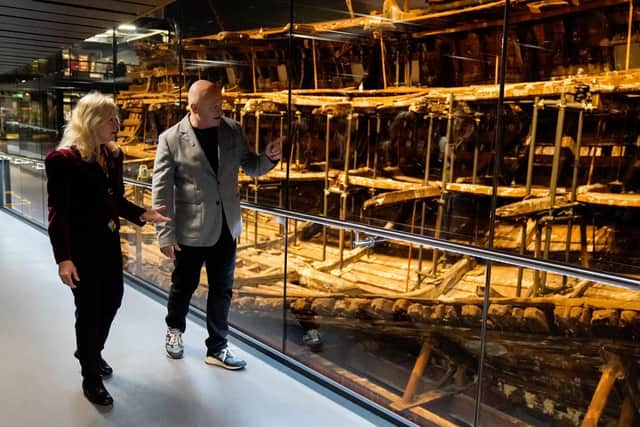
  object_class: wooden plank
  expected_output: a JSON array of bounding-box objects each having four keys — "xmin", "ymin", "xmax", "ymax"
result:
[
  {"xmin": 363, "ymin": 186, "xmax": 441, "ymax": 210},
  {"xmin": 341, "ymin": 269, "xmax": 406, "ymax": 292},
  {"xmin": 350, "ymin": 261, "xmax": 410, "ymax": 283},
  {"xmin": 305, "ymin": 354, "xmax": 460, "ymax": 427},
  {"xmin": 336, "ymin": 173, "xmax": 429, "ymax": 191},
  {"xmin": 496, "ymin": 196, "xmax": 574, "ymax": 218},
  {"xmin": 577, "ymin": 192, "xmax": 640, "ymax": 208},
  {"xmin": 447, "ymin": 183, "xmax": 556, "ymax": 198},
  {"xmin": 439, "ymin": 257, "xmax": 476, "ymax": 296},
  {"xmin": 581, "ymin": 352, "xmax": 625, "ymax": 427}
]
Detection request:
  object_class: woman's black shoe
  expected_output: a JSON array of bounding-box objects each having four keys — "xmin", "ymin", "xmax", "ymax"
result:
[
  {"xmin": 74, "ymin": 351, "xmax": 113, "ymax": 377},
  {"xmin": 98, "ymin": 357, "xmax": 113, "ymax": 378},
  {"xmin": 82, "ymin": 379, "xmax": 113, "ymax": 406}
]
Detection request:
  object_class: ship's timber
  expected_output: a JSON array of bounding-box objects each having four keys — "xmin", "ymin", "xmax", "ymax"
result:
[
  {"xmin": 447, "ymin": 183, "xmax": 557, "ymax": 199},
  {"xmin": 119, "ymin": 203, "xmax": 640, "ymax": 426},
  {"xmin": 577, "ymin": 192, "xmax": 640, "ymax": 208},
  {"xmin": 363, "ymin": 185, "xmax": 441, "ymax": 210},
  {"xmin": 209, "ymin": 69, "xmax": 640, "ymax": 108},
  {"xmin": 183, "ymin": 0, "xmax": 629, "ymax": 41},
  {"xmin": 114, "ymin": 1, "xmax": 640, "ymax": 423},
  {"xmin": 231, "ymin": 293, "xmax": 640, "ymax": 423}
]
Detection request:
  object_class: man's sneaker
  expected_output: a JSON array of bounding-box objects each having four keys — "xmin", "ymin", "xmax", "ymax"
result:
[
  {"xmin": 205, "ymin": 347, "xmax": 246, "ymax": 370},
  {"xmin": 302, "ymin": 329, "xmax": 323, "ymax": 352},
  {"xmin": 165, "ymin": 327, "xmax": 184, "ymax": 359}
]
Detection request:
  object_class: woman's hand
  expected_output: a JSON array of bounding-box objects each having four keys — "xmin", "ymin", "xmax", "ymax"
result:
[
  {"xmin": 58, "ymin": 260, "xmax": 79, "ymax": 289},
  {"xmin": 142, "ymin": 205, "xmax": 171, "ymax": 224}
]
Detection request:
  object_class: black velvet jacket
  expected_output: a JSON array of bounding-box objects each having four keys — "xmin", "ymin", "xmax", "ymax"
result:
[{"xmin": 45, "ymin": 144, "xmax": 146, "ymax": 264}]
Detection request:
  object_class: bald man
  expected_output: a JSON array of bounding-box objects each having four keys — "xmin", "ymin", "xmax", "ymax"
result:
[{"xmin": 152, "ymin": 80, "xmax": 281, "ymax": 369}]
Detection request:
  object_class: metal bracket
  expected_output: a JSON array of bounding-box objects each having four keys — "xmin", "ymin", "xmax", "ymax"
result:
[{"xmin": 352, "ymin": 231, "xmax": 386, "ymax": 248}]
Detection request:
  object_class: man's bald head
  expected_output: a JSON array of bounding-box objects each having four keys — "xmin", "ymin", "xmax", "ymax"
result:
[
  {"xmin": 188, "ymin": 80, "xmax": 219, "ymax": 106},
  {"xmin": 188, "ymin": 80, "xmax": 223, "ymax": 128}
]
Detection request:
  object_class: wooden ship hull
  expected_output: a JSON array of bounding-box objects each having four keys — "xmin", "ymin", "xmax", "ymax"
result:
[{"xmin": 116, "ymin": 1, "xmax": 640, "ymax": 425}]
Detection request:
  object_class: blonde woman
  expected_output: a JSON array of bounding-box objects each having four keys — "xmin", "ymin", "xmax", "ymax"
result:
[{"xmin": 45, "ymin": 92, "xmax": 169, "ymax": 406}]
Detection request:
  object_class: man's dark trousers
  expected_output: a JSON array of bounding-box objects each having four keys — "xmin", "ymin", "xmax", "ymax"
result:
[{"xmin": 165, "ymin": 220, "xmax": 236, "ymax": 355}]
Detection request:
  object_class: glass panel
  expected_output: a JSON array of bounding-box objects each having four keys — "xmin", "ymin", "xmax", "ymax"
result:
[
  {"xmin": 115, "ymin": 13, "xmax": 177, "ymax": 179},
  {"xmin": 479, "ymin": 259, "xmax": 640, "ymax": 426},
  {"xmin": 278, "ymin": 1, "xmax": 512, "ymax": 261},
  {"xmin": 1, "ymin": 156, "xmax": 46, "ymax": 226},
  {"xmin": 121, "ymin": 184, "xmax": 166, "ymax": 286},
  {"xmin": 229, "ymin": 208, "xmax": 286, "ymax": 352},
  {"xmin": 282, "ymin": 218, "xmax": 484, "ymax": 425},
  {"xmin": 477, "ymin": 2, "xmax": 640, "ymax": 421},
  {"xmin": 486, "ymin": 1, "xmax": 640, "ymax": 278},
  {"xmin": 7, "ymin": 157, "xmax": 25, "ymax": 217},
  {"xmin": 120, "ymin": 184, "xmax": 287, "ymax": 352},
  {"xmin": 0, "ymin": 88, "xmax": 57, "ymax": 225},
  {"xmin": 176, "ymin": 0, "xmax": 290, "ymax": 209}
]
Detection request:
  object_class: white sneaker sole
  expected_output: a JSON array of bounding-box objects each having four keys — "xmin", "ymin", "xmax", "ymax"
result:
[
  {"xmin": 204, "ymin": 356, "xmax": 246, "ymax": 370},
  {"xmin": 166, "ymin": 349, "xmax": 184, "ymax": 359}
]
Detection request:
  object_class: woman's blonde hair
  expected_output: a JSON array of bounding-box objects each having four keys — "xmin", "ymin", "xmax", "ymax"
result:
[{"xmin": 58, "ymin": 91, "xmax": 119, "ymax": 159}]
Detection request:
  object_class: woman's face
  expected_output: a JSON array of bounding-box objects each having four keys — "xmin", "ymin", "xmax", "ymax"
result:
[{"xmin": 96, "ymin": 113, "xmax": 119, "ymax": 145}]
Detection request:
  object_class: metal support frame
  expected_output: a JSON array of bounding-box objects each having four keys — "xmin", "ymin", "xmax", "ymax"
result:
[
  {"xmin": 432, "ymin": 94, "xmax": 454, "ymax": 275},
  {"xmin": 417, "ymin": 114, "xmax": 434, "ymax": 280},
  {"xmin": 339, "ymin": 112, "xmax": 353, "ymax": 270}
]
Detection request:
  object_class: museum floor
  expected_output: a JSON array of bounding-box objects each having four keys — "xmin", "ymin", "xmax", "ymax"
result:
[{"xmin": 0, "ymin": 209, "xmax": 391, "ymax": 427}]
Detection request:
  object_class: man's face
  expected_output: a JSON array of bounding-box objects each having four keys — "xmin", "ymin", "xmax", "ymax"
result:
[{"xmin": 195, "ymin": 88, "xmax": 222, "ymax": 127}]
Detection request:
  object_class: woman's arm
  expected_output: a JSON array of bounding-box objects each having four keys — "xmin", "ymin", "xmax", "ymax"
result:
[
  {"xmin": 45, "ymin": 150, "xmax": 74, "ymax": 264},
  {"xmin": 112, "ymin": 149, "xmax": 147, "ymax": 225},
  {"xmin": 112, "ymin": 149, "xmax": 169, "ymax": 226}
]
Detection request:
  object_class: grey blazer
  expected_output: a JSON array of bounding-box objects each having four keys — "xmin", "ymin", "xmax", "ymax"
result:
[{"xmin": 152, "ymin": 114, "xmax": 276, "ymax": 248}]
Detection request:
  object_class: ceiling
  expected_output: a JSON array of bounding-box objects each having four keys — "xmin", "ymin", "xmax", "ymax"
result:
[{"xmin": 0, "ymin": 0, "xmax": 174, "ymax": 76}]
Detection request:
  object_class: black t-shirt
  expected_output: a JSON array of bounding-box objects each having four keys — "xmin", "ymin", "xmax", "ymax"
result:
[{"xmin": 193, "ymin": 126, "xmax": 219, "ymax": 175}]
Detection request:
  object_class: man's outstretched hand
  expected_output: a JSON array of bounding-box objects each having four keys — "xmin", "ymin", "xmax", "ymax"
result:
[{"xmin": 265, "ymin": 136, "xmax": 283, "ymax": 161}]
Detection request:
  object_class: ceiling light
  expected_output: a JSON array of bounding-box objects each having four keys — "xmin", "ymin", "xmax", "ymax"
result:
[{"xmin": 118, "ymin": 24, "xmax": 136, "ymax": 31}]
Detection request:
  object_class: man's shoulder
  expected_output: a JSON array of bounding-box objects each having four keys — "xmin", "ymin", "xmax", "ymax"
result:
[
  {"xmin": 221, "ymin": 116, "xmax": 241, "ymax": 131},
  {"xmin": 159, "ymin": 117, "xmax": 186, "ymax": 142}
]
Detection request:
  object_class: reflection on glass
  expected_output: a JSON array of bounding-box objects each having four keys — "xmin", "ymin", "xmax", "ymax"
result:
[
  {"xmin": 2, "ymin": 0, "xmax": 640, "ymax": 425},
  {"xmin": 229, "ymin": 210, "xmax": 286, "ymax": 352},
  {"xmin": 1, "ymin": 156, "xmax": 47, "ymax": 226},
  {"xmin": 114, "ymin": 15, "xmax": 177, "ymax": 180},
  {"xmin": 479, "ymin": 261, "xmax": 640, "ymax": 427},
  {"xmin": 282, "ymin": 218, "xmax": 488, "ymax": 425},
  {"xmin": 120, "ymin": 186, "xmax": 286, "ymax": 351}
]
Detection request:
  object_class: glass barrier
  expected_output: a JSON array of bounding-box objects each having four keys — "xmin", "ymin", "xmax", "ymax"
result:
[
  {"xmin": 488, "ymin": 1, "xmax": 640, "ymax": 280},
  {"xmin": 0, "ymin": 1, "xmax": 637, "ymax": 282},
  {"xmin": 3, "ymin": 0, "xmax": 640, "ymax": 425},
  {"xmin": 115, "ymin": 14, "xmax": 176, "ymax": 180},
  {"xmin": 120, "ymin": 181, "xmax": 286, "ymax": 353},
  {"xmin": 1, "ymin": 154, "xmax": 46, "ymax": 226},
  {"xmin": 0, "ymin": 89, "xmax": 59, "ymax": 160},
  {"xmin": 120, "ymin": 183, "xmax": 166, "ymax": 287},
  {"xmin": 4, "ymin": 157, "xmax": 640, "ymax": 425},
  {"xmin": 229, "ymin": 209, "xmax": 286, "ymax": 353},
  {"xmin": 263, "ymin": 207, "xmax": 638, "ymax": 426},
  {"xmin": 478, "ymin": 264, "xmax": 640, "ymax": 427}
]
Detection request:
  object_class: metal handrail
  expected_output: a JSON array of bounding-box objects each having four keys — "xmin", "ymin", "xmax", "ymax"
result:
[
  {"xmin": 123, "ymin": 177, "xmax": 152, "ymax": 189},
  {"xmin": 6, "ymin": 154, "xmax": 639, "ymax": 292},
  {"xmin": 122, "ymin": 178, "xmax": 640, "ymax": 291},
  {"xmin": 241, "ymin": 201, "xmax": 640, "ymax": 292}
]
